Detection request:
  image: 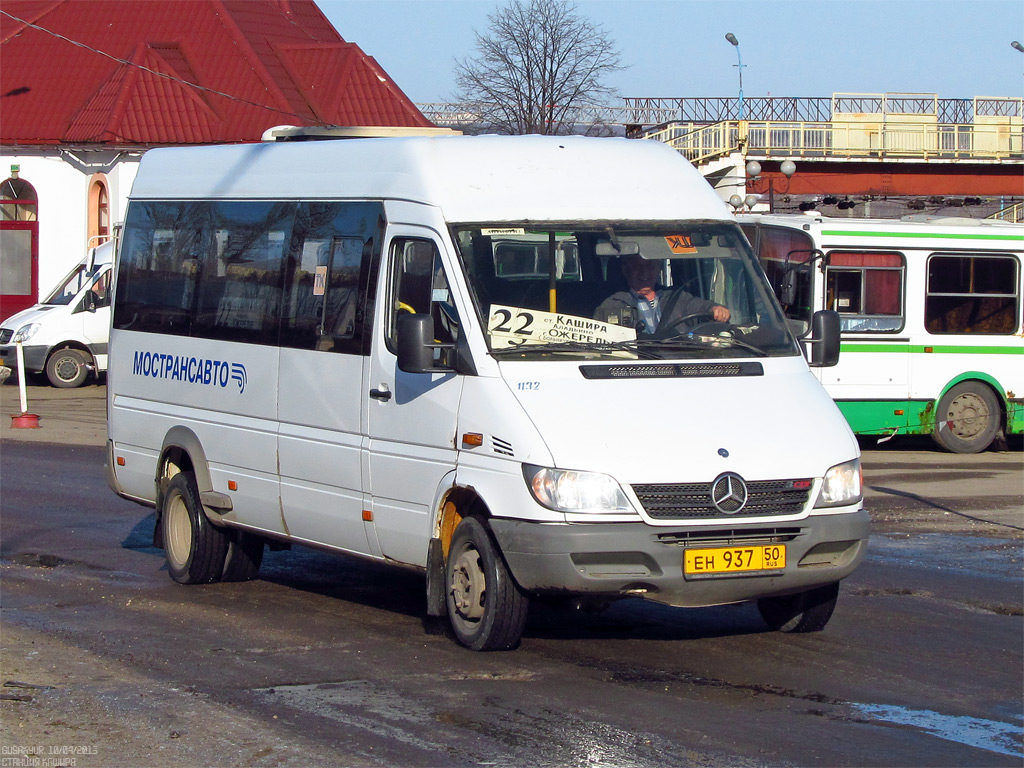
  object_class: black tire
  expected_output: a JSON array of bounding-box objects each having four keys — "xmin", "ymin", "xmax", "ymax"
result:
[
  {"xmin": 445, "ymin": 517, "xmax": 528, "ymax": 651},
  {"xmin": 931, "ymin": 382, "xmax": 1001, "ymax": 454},
  {"xmin": 161, "ymin": 472, "xmax": 229, "ymax": 584},
  {"xmin": 758, "ymin": 581, "xmax": 839, "ymax": 633},
  {"xmin": 221, "ymin": 531, "xmax": 264, "ymax": 582},
  {"xmin": 45, "ymin": 348, "xmax": 90, "ymax": 388}
]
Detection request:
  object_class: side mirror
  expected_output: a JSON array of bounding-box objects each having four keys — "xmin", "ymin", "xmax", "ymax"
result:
[
  {"xmin": 397, "ymin": 314, "xmax": 436, "ymax": 374},
  {"xmin": 780, "ymin": 271, "xmax": 796, "ymax": 306},
  {"xmin": 808, "ymin": 310, "xmax": 840, "ymax": 367}
]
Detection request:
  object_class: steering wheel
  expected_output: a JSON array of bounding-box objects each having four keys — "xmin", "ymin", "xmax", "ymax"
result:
[{"xmin": 659, "ymin": 311, "xmax": 718, "ymax": 336}]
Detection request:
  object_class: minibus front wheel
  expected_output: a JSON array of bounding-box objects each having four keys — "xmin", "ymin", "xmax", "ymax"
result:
[
  {"xmin": 446, "ymin": 517, "xmax": 528, "ymax": 651},
  {"xmin": 46, "ymin": 347, "xmax": 90, "ymax": 388},
  {"xmin": 161, "ymin": 472, "xmax": 229, "ymax": 585}
]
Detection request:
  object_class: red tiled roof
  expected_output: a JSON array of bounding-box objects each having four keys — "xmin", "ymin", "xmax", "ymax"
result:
[{"xmin": 0, "ymin": 0, "xmax": 432, "ymax": 146}]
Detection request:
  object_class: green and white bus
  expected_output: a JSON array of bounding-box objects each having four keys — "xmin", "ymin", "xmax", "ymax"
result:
[{"xmin": 738, "ymin": 213, "xmax": 1024, "ymax": 453}]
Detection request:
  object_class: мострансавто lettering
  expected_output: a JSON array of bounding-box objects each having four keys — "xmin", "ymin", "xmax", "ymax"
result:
[{"xmin": 132, "ymin": 351, "xmax": 247, "ymax": 393}]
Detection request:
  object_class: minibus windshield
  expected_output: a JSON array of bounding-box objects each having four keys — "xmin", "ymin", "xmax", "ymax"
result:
[
  {"xmin": 451, "ymin": 222, "xmax": 798, "ymax": 361},
  {"xmin": 43, "ymin": 263, "xmax": 104, "ymax": 306}
]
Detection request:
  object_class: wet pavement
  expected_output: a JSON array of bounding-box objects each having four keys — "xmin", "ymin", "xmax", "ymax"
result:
[{"xmin": 1, "ymin": 378, "xmax": 1022, "ymax": 767}]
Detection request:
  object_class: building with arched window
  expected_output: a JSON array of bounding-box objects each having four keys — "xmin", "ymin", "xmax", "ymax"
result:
[{"xmin": 0, "ymin": 0, "xmax": 433, "ymax": 317}]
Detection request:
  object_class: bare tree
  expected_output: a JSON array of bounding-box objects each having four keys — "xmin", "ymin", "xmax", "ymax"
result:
[{"xmin": 455, "ymin": 0, "xmax": 623, "ymax": 135}]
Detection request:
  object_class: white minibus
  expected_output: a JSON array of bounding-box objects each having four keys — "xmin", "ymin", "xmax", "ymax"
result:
[
  {"xmin": 0, "ymin": 240, "xmax": 113, "ymax": 387},
  {"xmin": 738, "ymin": 213, "xmax": 1024, "ymax": 453},
  {"xmin": 106, "ymin": 135, "xmax": 867, "ymax": 650}
]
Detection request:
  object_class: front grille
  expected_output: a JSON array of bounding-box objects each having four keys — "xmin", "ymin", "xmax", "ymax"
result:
[
  {"xmin": 0, "ymin": 329, "xmax": 12, "ymax": 344},
  {"xmin": 657, "ymin": 526, "xmax": 803, "ymax": 547},
  {"xmin": 632, "ymin": 479, "xmax": 812, "ymax": 520}
]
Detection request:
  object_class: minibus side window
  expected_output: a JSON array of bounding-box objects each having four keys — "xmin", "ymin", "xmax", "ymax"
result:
[
  {"xmin": 387, "ymin": 238, "xmax": 459, "ymax": 360},
  {"xmin": 280, "ymin": 202, "xmax": 382, "ymax": 354},
  {"xmin": 824, "ymin": 251, "xmax": 904, "ymax": 333},
  {"xmin": 925, "ymin": 253, "xmax": 1019, "ymax": 334},
  {"xmin": 114, "ymin": 201, "xmax": 211, "ymax": 335},
  {"xmin": 191, "ymin": 202, "xmax": 294, "ymax": 344}
]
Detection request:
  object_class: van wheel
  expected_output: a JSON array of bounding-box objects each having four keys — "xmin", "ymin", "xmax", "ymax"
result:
[
  {"xmin": 222, "ymin": 532, "xmax": 264, "ymax": 582},
  {"xmin": 161, "ymin": 472, "xmax": 229, "ymax": 584},
  {"xmin": 758, "ymin": 582, "xmax": 839, "ymax": 633},
  {"xmin": 931, "ymin": 382, "xmax": 1000, "ymax": 454},
  {"xmin": 446, "ymin": 517, "xmax": 528, "ymax": 651},
  {"xmin": 46, "ymin": 348, "xmax": 90, "ymax": 388}
]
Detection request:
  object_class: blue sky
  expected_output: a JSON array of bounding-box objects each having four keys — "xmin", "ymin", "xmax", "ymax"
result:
[{"xmin": 318, "ymin": 0, "xmax": 1024, "ymax": 103}]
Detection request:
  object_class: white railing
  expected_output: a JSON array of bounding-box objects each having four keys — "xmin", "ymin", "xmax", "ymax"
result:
[
  {"xmin": 645, "ymin": 120, "xmax": 1024, "ymax": 165},
  {"xmin": 988, "ymin": 203, "xmax": 1024, "ymax": 223}
]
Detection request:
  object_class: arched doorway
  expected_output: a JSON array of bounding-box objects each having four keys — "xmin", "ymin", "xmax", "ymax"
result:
[
  {"xmin": 88, "ymin": 174, "xmax": 110, "ymax": 247},
  {"xmin": 1, "ymin": 170, "xmax": 39, "ymax": 319}
]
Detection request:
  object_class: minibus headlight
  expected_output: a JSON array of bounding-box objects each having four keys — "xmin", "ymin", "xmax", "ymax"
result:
[
  {"xmin": 12, "ymin": 323, "xmax": 40, "ymax": 343},
  {"xmin": 815, "ymin": 458, "xmax": 863, "ymax": 508},
  {"xmin": 523, "ymin": 464, "xmax": 632, "ymax": 513}
]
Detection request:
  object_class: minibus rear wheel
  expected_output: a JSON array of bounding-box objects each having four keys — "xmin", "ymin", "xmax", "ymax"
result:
[
  {"xmin": 932, "ymin": 382, "xmax": 1001, "ymax": 454},
  {"xmin": 757, "ymin": 581, "xmax": 839, "ymax": 633},
  {"xmin": 445, "ymin": 517, "xmax": 528, "ymax": 651},
  {"xmin": 161, "ymin": 472, "xmax": 229, "ymax": 584}
]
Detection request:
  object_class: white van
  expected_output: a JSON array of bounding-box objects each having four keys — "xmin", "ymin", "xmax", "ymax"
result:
[
  {"xmin": 106, "ymin": 135, "xmax": 867, "ymax": 650},
  {"xmin": 0, "ymin": 240, "xmax": 113, "ymax": 387}
]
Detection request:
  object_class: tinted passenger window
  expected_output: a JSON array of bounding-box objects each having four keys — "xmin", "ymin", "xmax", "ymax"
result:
[
  {"xmin": 925, "ymin": 254, "xmax": 1019, "ymax": 334},
  {"xmin": 114, "ymin": 201, "xmax": 210, "ymax": 334},
  {"xmin": 280, "ymin": 202, "xmax": 381, "ymax": 353},
  {"xmin": 191, "ymin": 202, "xmax": 293, "ymax": 343}
]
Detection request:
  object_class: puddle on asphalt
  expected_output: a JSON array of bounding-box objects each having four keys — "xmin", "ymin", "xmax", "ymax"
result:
[
  {"xmin": 853, "ymin": 703, "xmax": 1024, "ymax": 758},
  {"xmin": 866, "ymin": 534, "xmax": 1023, "ymax": 581}
]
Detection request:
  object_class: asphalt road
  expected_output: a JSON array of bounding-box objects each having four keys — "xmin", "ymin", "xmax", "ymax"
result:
[{"xmin": 1, "ymin": 381, "xmax": 1022, "ymax": 767}]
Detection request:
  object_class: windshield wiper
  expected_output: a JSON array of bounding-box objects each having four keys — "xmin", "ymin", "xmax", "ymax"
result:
[
  {"xmin": 653, "ymin": 332, "xmax": 769, "ymax": 357},
  {"xmin": 490, "ymin": 339, "xmax": 660, "ymax": 359}
]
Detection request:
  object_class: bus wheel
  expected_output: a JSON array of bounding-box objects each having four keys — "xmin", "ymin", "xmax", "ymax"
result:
[
  {"xmin": 445, "ymin": 517, "xmax": 528, "ymax": 651},
  {"xmin": 46, "ymin": 348, "xmax": 90, "ymax": 388},
  {"xmin": 161, "ymin": 472, "xmax": 229, "ymax": 584},
  {"xmin": 758, "ymin": 582, "xmax": 839, "ymax": 633},
  {"xmin": 932, "ymin": 382, "xmax": 1000, "ymax": 454}
]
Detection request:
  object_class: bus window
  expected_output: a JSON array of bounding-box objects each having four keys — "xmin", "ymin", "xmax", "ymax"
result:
[
  {"xmin": 925, "ymin": 253, "xmax": 1020, "ymax": 335},
  {"xmin": 825, "ymin": 251, "xmax": 904, "ymax": 333},
  {"xmin": 493, "ymin": 238, "xmax": 580, "ymax": 281}
]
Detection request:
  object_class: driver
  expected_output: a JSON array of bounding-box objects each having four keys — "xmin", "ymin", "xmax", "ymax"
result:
[{"xmin": 595, "ymin": 253, "xmax": 730, "ymax": 334}]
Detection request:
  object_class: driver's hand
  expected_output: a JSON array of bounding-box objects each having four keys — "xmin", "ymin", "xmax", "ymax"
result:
[{"xmin": 712, "ymin": 305, "xmax": 731, "ymax": 322}]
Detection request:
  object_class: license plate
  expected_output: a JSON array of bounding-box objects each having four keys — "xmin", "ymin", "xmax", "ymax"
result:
[{"xmin": 684, "ymin": 545, "xmax": 786, "ymax": 576}]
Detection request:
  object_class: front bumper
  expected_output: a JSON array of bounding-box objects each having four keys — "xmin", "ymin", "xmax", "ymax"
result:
[
  {"xmin": 0, "ymin": 343, "xmax": 47, "ymax": 373},
  {"xmin": 489, "ymin": 508, "xmax": 869, "ymax": 607}
]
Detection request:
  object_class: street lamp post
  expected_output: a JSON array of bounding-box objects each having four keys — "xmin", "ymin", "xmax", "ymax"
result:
[
  {"xmin": 1012, "ymin": 40, "xmax": 1024, "ymax": 52},
  {"xmin": 745, "ymin": 159, "xmax": 796, "ymax": 212},
  {"xmin": 725, "ymin": 33, "xmax": 746, "ymax": 120}
]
